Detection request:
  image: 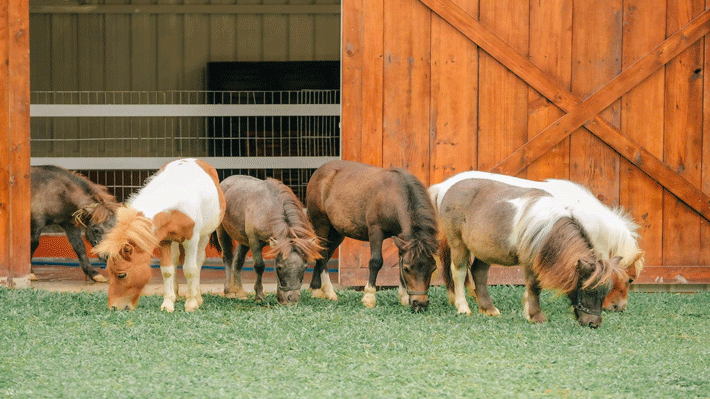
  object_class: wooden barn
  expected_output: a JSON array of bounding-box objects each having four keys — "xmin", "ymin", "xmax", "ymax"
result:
[
  {"xmin": 2, "ymin": 0, "xmax": 710, "ymax": 290},
  {"xmin": 338, "ymin": 0, "xmax": 710, "ymax": 288}
]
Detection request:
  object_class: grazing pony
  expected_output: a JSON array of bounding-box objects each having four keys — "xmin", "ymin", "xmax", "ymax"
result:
[
  {"xmin": 306, "ymin": 160, "xmax": 439, "ymax": 312},
  {"xmin": 431, "ymin": 171, "xmax": 643, "ymax": 311},
  {"xmin": 31, "ymin": 165, "xmax": 120, "ymax": 282},
  {"xmin": 430, "ymin": 176, "xmax": 621, "ymax": 327},
  {"xmin": 94, "ymin": 159, "xmax": 225, "ymax": 311},
  {"xmin": 211, "ymin": 175, "xmax": 322, "ymax": 305}
]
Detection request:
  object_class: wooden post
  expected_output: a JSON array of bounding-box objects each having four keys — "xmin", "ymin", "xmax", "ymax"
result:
[{"xmin": 0, "ymin": 0, "xmax": 31, "ymax": 288}]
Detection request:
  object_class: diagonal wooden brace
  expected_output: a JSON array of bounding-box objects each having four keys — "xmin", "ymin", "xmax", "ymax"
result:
[{"xmin": 419, "ymin": 0, "xmax": 710, "ymax": 221}]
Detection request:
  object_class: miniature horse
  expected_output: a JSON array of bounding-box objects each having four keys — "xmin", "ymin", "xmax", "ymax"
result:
[
  {"xmin": 430, "ymin": 176, "xmax": 621, "ymax": 328},
  {"xmin": 31, "ymin": 165, "xmax": 120, "ymax": 282},
  {"xmin": 306, "ymin": 160, "xmax": 439, "ymax": 312},
  {"xmin": 94, "ymin": 159, "xmax": 225, "ymax": 311},
  {"xmin": 432, "ymin": 171, "xmax": 644, "ymax": 311},
  {"xmin": 211, "ymin": 176, "xmax": 322, "ymax": 305}
]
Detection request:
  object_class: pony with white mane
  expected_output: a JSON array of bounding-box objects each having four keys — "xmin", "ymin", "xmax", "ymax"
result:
[
  {"xmin": 430, "ymin": 175, "xmax": 623, "ymax": 327},
  {"xmin": 430, "ymin": 171, "xmax": 644, "ymax": 311},
  {"xmin": 94, "ymin": 159, "xmax": 225, "ymax": 311}
]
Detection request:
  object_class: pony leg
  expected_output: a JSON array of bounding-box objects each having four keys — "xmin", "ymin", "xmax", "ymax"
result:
[
  {"xmin": 311, "ymin": 228, "xmax": 342, "ymax": 301},
  {"xmin": 470, "ymin": 259, "xmax": 500, "ymax": 316},
  {"xmin": 159, "ymin": 243, "xmax": 178, "ymax": 312},
  {"xmin": 448, "ymin": 241, "xmax": 471, "ymax": 315},
  {"xmin": 523, "ymin": 272, "xmax": 546, "ymax": 323},
  {"xmin": 63, "ymin": 224, "xmax": 107, "ymax": 283},
  {"xmin": 227, "ymin": 244, "xmax": 249, "ymax": 299},
  {"xmin": 183, "ymin": 236, "xmax": 209, "ymax": 312},
  {"xmin": 362, "ymin": 230, "xmax": 384, "ymax": 308},
  {"xmin": 29, "ymin": 225, "xmax": 42, "ymax": 281},
  {"xmin": 250, "ymin": 241, "xmax": 266, "ymax": 301}
]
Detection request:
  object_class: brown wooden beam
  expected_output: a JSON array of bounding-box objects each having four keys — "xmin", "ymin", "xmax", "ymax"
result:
[
  {"xmin": 420, "ymin": 0, "xmax": 710, "ymax": 221},
  {"xmin": 0, "ymin": 0, "xmax": 31, "ymax": 288}
]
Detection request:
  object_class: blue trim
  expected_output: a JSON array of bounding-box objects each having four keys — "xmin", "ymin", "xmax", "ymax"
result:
[{"xmin": 30, "ymin": 259, "xmax": 338, "ymax": 274}]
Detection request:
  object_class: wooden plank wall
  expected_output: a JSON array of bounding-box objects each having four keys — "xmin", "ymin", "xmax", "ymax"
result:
[
  {"xmin": 0, "ymin": 0, "xmax": 31, "ymax": 287},
  {"xmin": 340, "ymin": 0, "xmax": 710, "ymax": 287}
]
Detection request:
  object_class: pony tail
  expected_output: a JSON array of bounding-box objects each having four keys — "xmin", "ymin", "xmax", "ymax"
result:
[
  {"xmin": 209, "ymin": 231, "xmax": 222, "ymax": 253},
  {"xmin": 439, "ymin": 236, "xmax": 455, "ymax": 292}
]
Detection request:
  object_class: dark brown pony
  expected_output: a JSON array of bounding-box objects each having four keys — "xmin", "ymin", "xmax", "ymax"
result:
[
  {"xmin": 306, "ymin": 160, "xmax": 439, "ymax": 312},
  {"xmin": 430, "ymin": 177, "xmax": 622, "ymax": 328},
  {"xmin": 212, "ymin": 176, "xmax": 322, "ymax": 305},
  {"xmin": 31, "ymin": 165, "xmax": 119, "ymax": 282}
]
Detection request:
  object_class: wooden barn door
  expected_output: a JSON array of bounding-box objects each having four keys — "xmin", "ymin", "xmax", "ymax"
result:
[{"xmin": 340, "ymin": 0, "xmax": 710, "ymax": 287}]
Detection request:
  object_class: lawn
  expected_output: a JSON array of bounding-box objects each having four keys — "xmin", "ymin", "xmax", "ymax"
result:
[{"xmin": 1, "ymin": 286, "xmax": 709, "ymax": 398}]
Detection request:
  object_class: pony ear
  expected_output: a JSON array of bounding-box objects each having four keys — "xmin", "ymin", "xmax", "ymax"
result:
[
  {"xmin": 392, "ymin": 236, "xmax": 406, "ymax": 250},
  {"xmin": 268, "ymin": 237, "xmax": 278, "ymax": 247},
  {"xmin": 72, "ymin": 208, "xmax": 90, "ymax": 228},
  {"xmin": 119, "ymin": 243, "xmax": 134, "ymax": 261}
]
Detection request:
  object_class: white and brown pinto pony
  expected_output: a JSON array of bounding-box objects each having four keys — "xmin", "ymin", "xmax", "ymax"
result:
[
  {"xmin": 430, "ymin": 175, "xmax": 622, "ymax": 328},
  {"xmin": 431, "ymin": 171, "xmax": 644, "ymax": 311},
  {"xmin": 94, "ymin": 159, "xmax": 225, "ymax": 311}
]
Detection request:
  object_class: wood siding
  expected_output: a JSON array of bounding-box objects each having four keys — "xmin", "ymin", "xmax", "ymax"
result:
[
  {"xmin": 1, "ymin": 0, "xmax": 31, "ymax": 286},
  {"xmin": 341, "ymin": 0, "xmax": 710, "ymax": 286}
]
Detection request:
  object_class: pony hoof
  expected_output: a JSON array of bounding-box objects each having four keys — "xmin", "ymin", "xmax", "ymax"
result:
[
  {"xmin": 29, "ymin": 273, "xmax": 38, "ymax": 281},
  {"xmin": 184, "ymin": 299, "xmax": 200, "ymax": 312},
  {"xmin": 310, "ymin": 288, "xmax": 327, "ymax": 299},
  {"xmin": 480, "ymin": 307, "xmax": 501, "ymax": 316},
  {"xmin": 457, "ymin": 308, "xmax": 472, "ymax": 315},
  {"xmin": 325, "ymin": 290, "xmax": 338, "ymax": 301},
  {"xmin": 160, "ymin": 302, "xmax": 175, "ymax": 313},
  {"xmin": 91, "ymin": 274, "xmax": 108, "ymax": 283},
  {"xmin": 526, "ymin": 313, "xmax": 546, "ymax": 324},
  {"xmin": 362, "ymin": 295, "xmax": 376, "ymax": 308}
]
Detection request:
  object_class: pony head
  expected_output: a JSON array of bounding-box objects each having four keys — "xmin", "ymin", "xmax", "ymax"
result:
[
  {"xmin": 93, "ymin": 207, "xmax": 158, "ymax": 310},
  {"xmin": 603, "ymin": 250, "xmax": 644, "ymax": 311},
  {"xmin": 570, "ymin": 256, "xmax": 623, "ymax": 328},
  {"xmin": 268, "ymin": 233, "xmax": 323, "ymax": 306},
  {"xmin": 393, "ymin": 235, "xmax": 438, "ymax": 313}
]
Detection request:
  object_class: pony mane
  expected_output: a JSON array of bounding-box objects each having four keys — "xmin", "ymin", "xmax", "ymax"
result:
[
  {"xmin": 390, "ymin": 169, "xmax": 439, "ymax": 262},
  {"xmin": 543, "ymin": 179, "xmax": 644, "ymax": 276},
  {"xmin": 264, "ymin": 178, "xmax": 323, "ymax": 261},
  {"xmin": 533, "ymin": 217, "xmax": 616, "ymax": 294},
  {"xmin": 59, "ymin": 169, "xmax": 118, "ymax": 226},
  {"xmin": 93, "ymin": 206, "xmax": 159, "ymax": 260}
]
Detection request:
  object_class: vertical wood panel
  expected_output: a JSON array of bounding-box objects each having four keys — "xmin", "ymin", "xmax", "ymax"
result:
[
  {"xmin": 477, "ymin": 0, "xmax": 529, "ymax": 176},
  {"xmin": 289, "ymin": 14, "xmax": 315, "ymax": 61},
  {"xmin": 51, "ymin": 13, "xmax": 77, "ymax": 156},
  {"xmin": 341, "ymin": 0, "xmax": 365, "ymax": 163},
  {"xmin": 620, "ymin": 0, "xmax": 666, "ymax": 266},
  {"xmin": 235, "ymin": 14, "xmax": 263, "ymax": 61},
  {"xmin": 29, "ymin": 14, "xmax": 52, "ymax": 156},
  {"xmin": 663, "ymin": 0, "xmax": 705, "ymax": 265},
  {"xmin": 314, "ymin": 14, "xmax": 341, "ymax": 60},
  {"xmin": 382, "ymin": 0, "xmax": 430, "ymax": 179},
  {"xmin": 359, "ymin": 0, "xmax": 384, "ymax": 167},
  {"xmin": 702, "ymin": 0, "xmax": 710, "ymax": 265},
  {"xmin": 525, "ymin": 0, "xmax": 571, "ymax": 181},
  {"xmin": 78, "ymin": 10, "xmax": 105, "ymax": 156},
  {"xmin": 569, "ymin": 0, "xmax": 622, "ymax": 205},
  {"xmin": 428, "ymin": 0, "xmax": 477, "ymax": 185},
  {"xmin": 1, "ymin": 0, "xmax": 31, "ymax": 285}
]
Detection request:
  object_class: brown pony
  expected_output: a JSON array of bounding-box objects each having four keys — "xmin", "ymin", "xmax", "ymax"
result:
[
  {"xmin": 31, "ymin": 165, "xmax": 119, "ymax": 282},
  {"xmin": 306, "ymin": 160, "xmax": 439, "ymax": 312},
  {"xmin": 211, "ymin": 175, "xmax": 322, "ymax": 305},
  {"xmin": 430, "ymin": 177, "xmax": 622, "ymax": 328}
]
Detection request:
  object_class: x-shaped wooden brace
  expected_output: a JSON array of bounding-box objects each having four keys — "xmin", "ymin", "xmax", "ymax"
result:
[{"xmin": 420, "ymin": 0, "xmax": 710, "ymax": 222}]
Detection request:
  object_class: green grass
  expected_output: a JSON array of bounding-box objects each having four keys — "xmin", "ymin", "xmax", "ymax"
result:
[{"xmin": 1, "ymin": 286, "xmax": 709, "ymax": 399}]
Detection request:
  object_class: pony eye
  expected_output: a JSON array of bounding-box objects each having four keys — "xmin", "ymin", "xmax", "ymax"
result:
[
  {"xmin": 628, "ymin": 278, "xmax": 635, "ymax": 284},
  {"xmin": 117, "ymin": 272, "xmax": 127, "ymax": 279}
]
